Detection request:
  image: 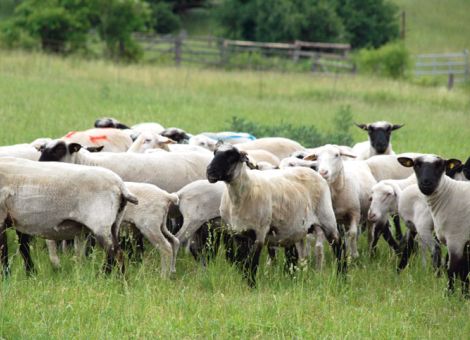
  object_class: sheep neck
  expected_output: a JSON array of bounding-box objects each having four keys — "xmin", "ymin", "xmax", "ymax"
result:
[
  {"xmin": 227, "ymin": 163, "xmax": 252, "ymax": 206},
  {"xmin": 75, "ymin": 151, "xmax": 99, "ymax": 167},
  {"xmin": 426, "ymin": 175, "xmax": 452, "ymax": 216},
  {"xmin": 329, "ymin": 164, "xmax": 346, "ymax": 194}
]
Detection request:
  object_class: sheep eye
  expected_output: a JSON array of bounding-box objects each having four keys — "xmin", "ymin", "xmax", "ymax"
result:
[
  {"xmin": 145, "ymin": 139, "xmax": 152, "ymax": 143},
  {"xmin": 335, "ymin": 154, "xmax": 340, "ymax": 158}
]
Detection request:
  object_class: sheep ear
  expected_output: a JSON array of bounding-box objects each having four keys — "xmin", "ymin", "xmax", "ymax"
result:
[
  {"xmin": 304, "ymin": 154, "xmax": 317, "ymax": 161},
  {"xmin": 354, "ymin": 123, "xmax": 368, "ymax": 131},
  {"xmin": 246, "ymin": 161, "xmax": 258, "ymax": 170},
  {"xmin": 116, "ymin": 123, "xmax": 130, "ymax": 130},
  {"xmin": 239, "ymin": 151, "xmax": 249, "ymax": 162},
  {"xmin": 340, "ymin": 151, "xmax": 356, "ymax": 158},
  {"xmin": 215, "ymin": 140, "xmax": 224, "ymax": 149},
  {"xmin": 446, "ymin": 159, "xmax": 462, "ymax": 171},
  {"xmin": 160, "ymin": 137, "xmax": 176, "ymax": 145},
  {"xmin": 86, "ymin": 145, "xmax": 104, "ymax": 153},
  {"xmin": 391, "ymin": 124, "xmax": 404, "ymax": 131},
  {"xmin": 397, "ymin": 157, "xmax": 414, "ymax": 168},
  {"xmin": 68, "ymin": 143, "xmax": 82, "ymax": 154}
]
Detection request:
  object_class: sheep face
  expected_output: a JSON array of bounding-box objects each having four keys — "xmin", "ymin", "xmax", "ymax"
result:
[
  {"xmin": 39, "ymin": 140, "xmax": 81, "ymax": 163},
  {"xmin": 130, "ymin": 132, "xmax": 174, "ymax": 152},
  {"xmin": 398, "ymin": 155, "xmax": 461, "ymax": 196},
  {"xmin": 94, "ymin": 117, "xmax": 130, "ymax": 130},
  {"xmin": 368, "ymin": 183, "xmax": 396, "ymax": 223},
  {"xmin": 207, "ymin": 145, "xmax": 249, "ymax": 183},
  {"xmin": 304, "ymin": 144, "xmax": 355, "ymax": 183},
  {"xmin": 189, "ymin": 135, "xmax": 217, "ymax": 151},
  {"xmin": 356, "ymin": 121, "xmax": 403, "ymax": 154},
  {"xmin": 161, "ymin": 128, "xmax": 190, "ymax": 144}
]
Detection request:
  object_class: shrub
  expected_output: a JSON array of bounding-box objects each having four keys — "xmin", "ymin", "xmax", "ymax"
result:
[
  {"xmin": 93, "ymin": 0, "xmax": 151, "ymax": 62},
  {"xmin": 354, "ymin": 42, "xmax": 410, "ymax": 79},
  {"xmin": 1, "ymin": 0, "xmax": 92, "ymax": 53},
  {"xmin": 228, "ymin": 106, "xmax": 354, "ymax": 148}
]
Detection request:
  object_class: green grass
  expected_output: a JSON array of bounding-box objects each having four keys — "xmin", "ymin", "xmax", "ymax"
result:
[
  {"xmin": 391, "ymin": 0, "xmax": 470, "ymax": 54},
  {"xmin": 1, "ymin": 50, "xmax": 470, "ymax": 338}
]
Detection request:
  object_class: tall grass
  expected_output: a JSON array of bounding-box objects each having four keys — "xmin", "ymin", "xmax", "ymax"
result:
[{"xmin": 0, "ymin": 51, "xmax": 470, "ymax": 338}]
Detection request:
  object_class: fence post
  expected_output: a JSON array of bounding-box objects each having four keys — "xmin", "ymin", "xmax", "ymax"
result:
[
  {"xmin": 447, "ymin": 74, "xmax": 454, "ymax": 90},
  {"xmin": 400, "ymin": 11, "xmax": 406, "ymax": 40},
  {"xmin": 174, "ymin": 31, "xmax": 186, "ymax": 66},
  {"xmin": 464, "ymin": 49, "xmax": 469, "ymax": 82}
]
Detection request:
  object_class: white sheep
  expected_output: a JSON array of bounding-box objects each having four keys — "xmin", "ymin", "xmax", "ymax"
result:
[
  {"xmin": 305, "ymin": 144, "xmax": 377, "ymax": 259},
  {"xmin": 352, "ymin": 121, "xmax": 404, "ymax": 160},
  {"xmin": 61, "ymin": 128, "xmax": 133, "ymax": 152},
  {"xmin": 398, "ymin": 155, "xmax": 470, "ymax": 295},
  {"xmin": 39, "ymin": 140, "xmax": 212, "ymax": 193},
  {"xmin": 207, "ymin": 144, "xmax": 344, "ymax": 286},
  {"xmin": 236, "ymin": 137, "xmax": 304, "ymax": 160},
  {"xmin": 0, "ymin": 157, "xmax": 138, "ymax": 275},
  {"xmin": 365, "ymin": 153, "xmax": 422, "ymax": 182}
]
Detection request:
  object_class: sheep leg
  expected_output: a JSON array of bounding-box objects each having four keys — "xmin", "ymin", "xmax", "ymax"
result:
[
  {"xmin": 369, "ymin": 222, "xmax": 383, "ymax": 257},
  {"xmin": 0, "ymin": 221, "xmax": 9, "ymax": 277},
  {"xmin": 141, "ymin": 226, "xmax": 174, "ymax": 278},
  {"xmin": 398, "ymin": 229, "xmax": 417, "ymax": 272},
  {"xmin": 284, "ymin": 244, "xmax": 299, "ymax": 275},
  {"xmin": 446, "ymin": 250, "xmax": 461, "ymax": 294},
  {"xmin": 392, "ymin": 215, "xmax": 403, "ymax": 241},
  {"xmin": 328, "ymin": 224, "xmax": 347, "ymax": 275},
  {"xmin": 245, "ymin": 239, "xmax": 263, "ymax": 288},
  {"xmin": 46, "ymin": 240, "xmax": 61, "ymax": 270},
  {"xmin": 381, "ymin": 221, "xmax": 400, "ymax": 255},
  {"xmin": 161, "ymin": 221, "xmax": 180, "ymax": 274},
  {"xmin": 16, "ymin": 231, "xmax": 35, "ymax": 275},
  {"xmin": 432, "ymin": 240, "xmax": 442, "ymax": 274},
  {"xmin": 460, "ymin": 242, "xmax": 470, "ymax": 298},
  {"xmin": 313, "ymin": 227, "xmax": 325, "ymax": 270},
  {"xmin": 347, "ymin": 219, "xmax": 360, "ymax": 259},
  {"xmin": 266, "ymin": 246, "xmax": 277, "ymax": 265}
]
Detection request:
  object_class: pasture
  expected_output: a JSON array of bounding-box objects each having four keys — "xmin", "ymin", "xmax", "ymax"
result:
[{"xmin": 0, "ymin": 50, "xmax": 470, "ymax": 338}]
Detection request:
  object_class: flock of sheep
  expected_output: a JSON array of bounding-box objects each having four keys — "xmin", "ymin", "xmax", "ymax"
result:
[{"xmin": 1, "ymin": 118, "xmax": 469, "ymax": 295}]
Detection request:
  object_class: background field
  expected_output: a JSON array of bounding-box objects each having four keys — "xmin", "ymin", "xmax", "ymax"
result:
[{"xmin": 0, "ymin": 50, "xmax": 470, "ymax": 338}]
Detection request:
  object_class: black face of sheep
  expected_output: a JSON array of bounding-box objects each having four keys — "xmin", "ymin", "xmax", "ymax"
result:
[
  {"xmin": 94, "ymin": 118, "xmax": 130, "ymax": 130},
  {"xmin": 38, "ymin": 141, "xmax": 81, "ymax": 162},
  {"xmin": 463, "ymin": 157, "xmax": 470, "ymax": 180},
  {"xmin": 207, "ymin": 145, "xmax": 249, "ymax": 183},
  {"xmin": 356, "ymin": 122, "xmax": 403, "ymax": 154},
  {"xmin": 398, "ymin": 156, "xmax": 461, "ymax": 195},
  {"xmin": 161, "ymin": 128, "xmax": 190, "ymax": 144}
]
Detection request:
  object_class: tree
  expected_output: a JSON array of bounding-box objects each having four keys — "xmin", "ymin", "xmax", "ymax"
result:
[{"xmin": 336, "ymin": 0, "xmax": 399, "ymax": 48}]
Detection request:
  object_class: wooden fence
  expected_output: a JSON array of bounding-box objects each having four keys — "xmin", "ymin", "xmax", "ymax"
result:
[
  {"xmin": 135, "ymin": 33, "xmax": 355, "ymax": 74},
  {"xmin": 414, "ymin": 50, "xmax": 469, "ymax": 86}
]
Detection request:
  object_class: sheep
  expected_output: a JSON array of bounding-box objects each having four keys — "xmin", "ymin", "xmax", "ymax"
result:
[
  {"xmin": 245, "ymin": 149, "xmax": 280, "ymax": 167},
  {"xmin": 189, "ymin": 134, "xmax": 217, "ymax": 151},
  {"xmin": 304, "ymin": 144, "xmax": 377, "ymax": 259},
  {"xmin": 131, "ymin": 122, "xmax": 165, "ymax": 135},
  {"xmin": 291, "ymin": 145, "xmax": 356, "ymax": 162},
  {"xmin": 279, "ymin": 157, "xmax": 318, "ymax": 171},
  {"xmin": 365, "ymin": 153, "xmax": 422, "ymax": 182},
  {"xmin": 207, "ymin": 144, "xmax": 345, "ymax": 286},
  {"xmin": 398, "ymin": 155, "xmax": 470, "ymax": 296},
  {"xmin": 0, "ymin": 143, "xmax": 41, "ymax": 161},
  {"xmin": 160, "ymin": 127, "xmax": 191, "ymax": 143},
  {"xmin": 352, "ymin": 121, "xmax": 404, "ymax": 160},
  {"xmin": 94, "ymin": 117, "xmax": 131, "ymax": 130},
  {"xmin": 39, "ymin": 140, "xmax": 212, "ymax": 193},
  {"xmin": 367, "ymin": 175, "xmax": 417, "ymax": 256},
  {"xmin": 61, "ymin": 128, "xmax": 133, "ymax": 152},
  {"xmin": 236, "ymin": 137, "xmax": 304, "ymax": 160},
  {"xmin": 0, "ymin": 157, "xmax": 138, "ymax": 275},
  {"xmin": 127, "ymin": 132, "xmax": 176, "ymax": 153},
  {"xmin": 446, "ymin": 156, "xmax": 470, "ymax": 181}
]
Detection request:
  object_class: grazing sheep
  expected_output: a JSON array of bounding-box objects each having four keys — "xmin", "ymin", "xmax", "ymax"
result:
[
  {"xmin": 160, "ymin": 128, "xmax": 191, "ymax": 143},
  {"xmin": 39, "ymin": 140, "xmax": 212, "ymax": 193},
  {"xmin": 62, "ymin": 128, "xmax": 133, "ymax": 152},
  {"xmin": 305, "ymin": 144, "xmax": 377, "ymax": 258},
  {"xmin": 398, "ymin": 155, "xmax": 470, "ymax": 296},
  {"xmin": 352, "ymin": 121, "xmax": 404, "ymax": 160},
  {"xmin": 0, "ymin": 157, "xmax": 138, "ymax": 275},
  {"xmin": 236, "ymin": 137, "xmax": 304, "ymax": 160},
  {"xmin": 94, "ymin": 117, "xmax": 131, "ymax": 130},
  {"xmin": 207, "ymin": 144, "xmax": 344, "ymax": 286}
]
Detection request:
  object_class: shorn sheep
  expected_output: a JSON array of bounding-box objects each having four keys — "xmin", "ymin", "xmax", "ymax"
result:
[
  {"xmin": 352, "ymin": 121, "xmax": 404, "ymax": 160},
  {"xmin": 207, "ymin": 144, "xmax": 345, "ymax": 286},
  {"xmin": 0, "ymin": 157, "xmax": 138, "ymax": 275},
  {"xmin": 398, "ymin": 155, "xmax": 470, "ymax": 296}
]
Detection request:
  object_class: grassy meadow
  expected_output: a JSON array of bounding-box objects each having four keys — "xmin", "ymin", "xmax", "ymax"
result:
[{"xmin": 1, "ymin": 50, "xmax": 470, "ymax": 338}]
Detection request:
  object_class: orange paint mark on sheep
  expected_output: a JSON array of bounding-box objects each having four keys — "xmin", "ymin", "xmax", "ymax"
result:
[
  {"xmin": 89, "ymin": 135, "xmax": 108, "ymax": 143},
  {"xmin": 65, "ymin": 131, "xmax": 77, "ymax": 138}
]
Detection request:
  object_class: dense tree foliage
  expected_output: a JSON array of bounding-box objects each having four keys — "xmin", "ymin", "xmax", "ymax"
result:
[{"xmin": 215, "ymin": 0, "xmax": 399, "ymax": 48}]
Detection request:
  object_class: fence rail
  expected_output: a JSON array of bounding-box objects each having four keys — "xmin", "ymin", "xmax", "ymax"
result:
[
  {"xmin": 414, "ymin": 50, "xmax": 469, "ymax": 85},
  {"xmin": 135, "ymin": 33, "xmax": 355, "ymax": 74}
]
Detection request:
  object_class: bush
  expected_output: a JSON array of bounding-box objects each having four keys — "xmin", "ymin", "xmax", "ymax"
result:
[
  {"xmin": 336, "ymin": 0, "xmax": 399, "ymax": 49},
  {"xmin": 1, "ymin": 0, "xmax": 92, "ymax": 53},
  {"xmin": 354, "ymin": 42, "xmax": 410, "ymax": 79},
  {"xmin": 228, "ymin": 106, "xmax": 354, "ymax": 148},
  {"xmin": 148, "ymin": 1, "xmax": 181, "ymax": 33},
  {"xmin": 93, "ymin": 0, "xmax": 151, "ymax": 62}
]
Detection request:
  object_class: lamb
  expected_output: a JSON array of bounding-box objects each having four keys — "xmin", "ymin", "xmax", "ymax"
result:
[
  {"xmin": 62, "ymin": 128, "xmax": 133, "ymax": 152},
  {"xmin": 304, "ymin": 144, "xmax": 377, "ymax": 258},
  {"xmin": 39, "ymin": 140, "xmax": 212, "ymax": 193},
  {"xmin": 207, "ymin": 144, "xmax": 345, "ymax": 286},
  {"xmin": 0, "ymin": 157, "xmax": 138, "ymax": 275},
  {"xmin": 352, "ymin": 121, "xmax": 404, "ymax": 160},
  {"xmin": 398, "ymin": 155, "xmax": 470, "ymax": 296},
  {"xmin": 236, "ymin": 137, "xmax": 304, "ymax": 160}
]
